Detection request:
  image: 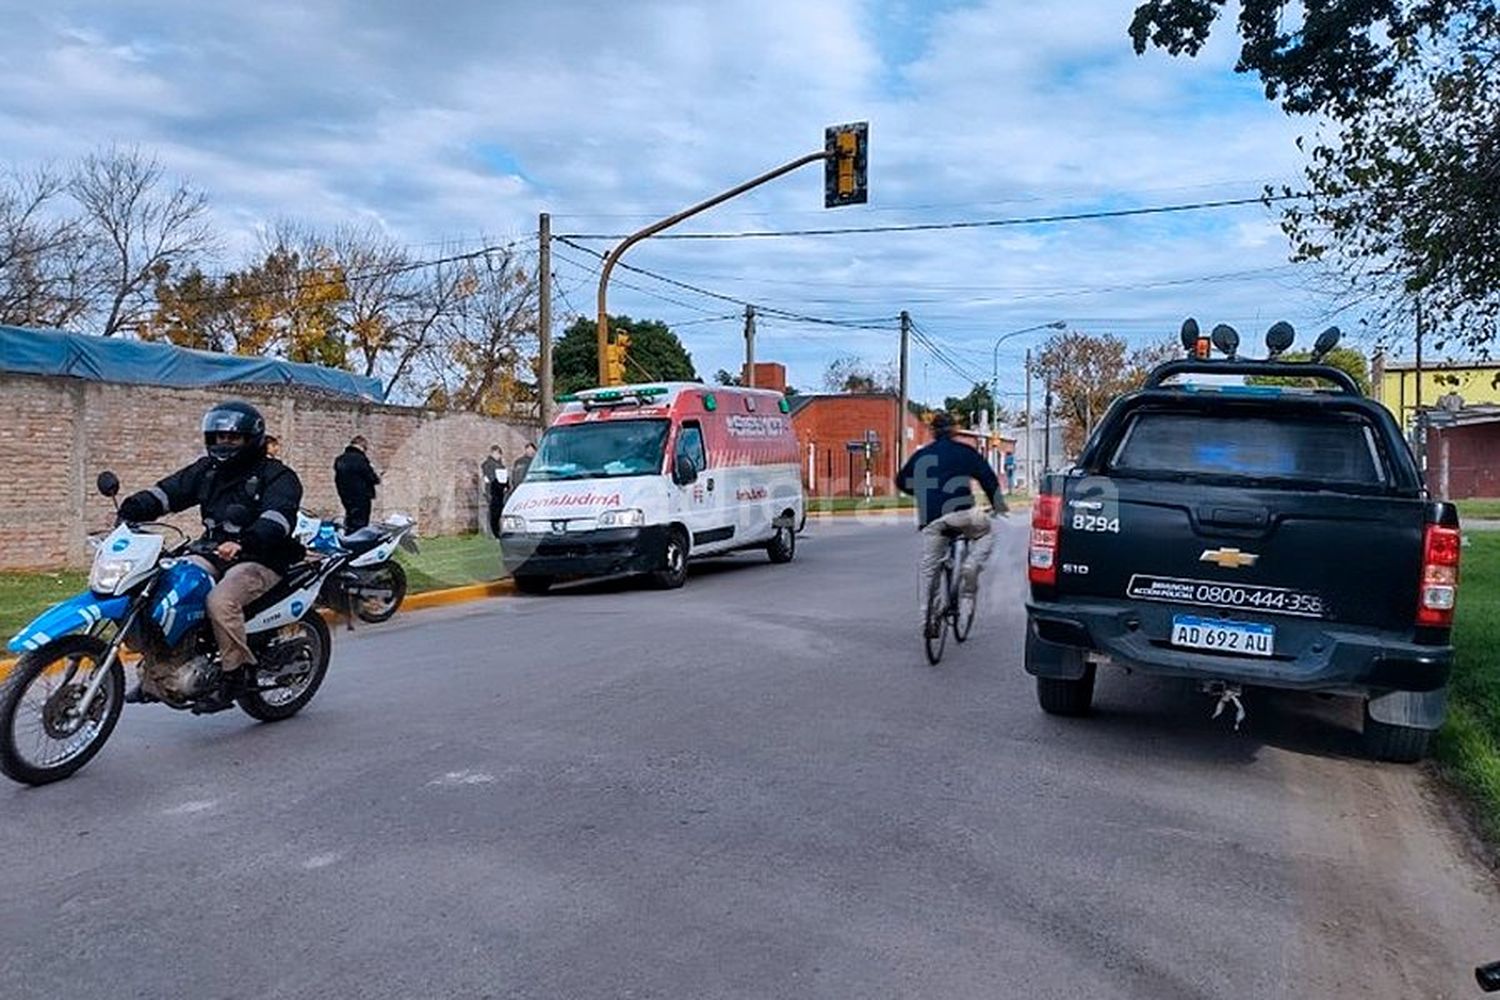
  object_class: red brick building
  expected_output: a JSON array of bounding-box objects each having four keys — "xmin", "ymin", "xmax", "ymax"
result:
[{"xmin": 787, "ymin": 393, "xmax": 926, "ymax": 496}]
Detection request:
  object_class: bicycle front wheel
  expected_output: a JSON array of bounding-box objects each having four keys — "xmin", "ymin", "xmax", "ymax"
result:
[
  {"xmin": 953, "ymin": 583, "xmax": 977, "ymax": 642},
  {"xmin": 924, "ymin": 564, "xmax": 950, "ymax": 665}
]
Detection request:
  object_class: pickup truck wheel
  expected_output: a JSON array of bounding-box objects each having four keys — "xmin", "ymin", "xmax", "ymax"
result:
[
  {"xmin": 1035, "ymin": 668, "xmax": 1096, "ymax": 716},
  {"xmin": 1361, "ymin": 705, "xmax": 1432, "ymax": 763}
]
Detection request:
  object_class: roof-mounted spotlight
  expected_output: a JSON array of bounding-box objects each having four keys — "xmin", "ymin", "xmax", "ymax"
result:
[
  {"xmin": 1180, "ymin": 317, "xmax": 1200, "ymax": 354},
  {"xmin": 1265, "ymin": 321, "xmax": 1295, "ymax": 359},
  {"xmin": 1311, "ymin": 326, "xmax": 1341, "ymax": 361},
  {"xmin": 1210, "ymin": 323, "xmax": 1240, "ymax": 359}
]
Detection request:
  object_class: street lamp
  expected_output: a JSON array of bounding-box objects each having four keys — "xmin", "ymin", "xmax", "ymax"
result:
[{"xmin": 988, "ymin": 321, "xmax": 1065, "ymax": 489}]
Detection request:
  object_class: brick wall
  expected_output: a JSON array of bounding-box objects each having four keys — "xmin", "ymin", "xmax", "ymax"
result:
[{"xmin": 0, "ymin": 373, "xmax": 538, "ymax": 570}]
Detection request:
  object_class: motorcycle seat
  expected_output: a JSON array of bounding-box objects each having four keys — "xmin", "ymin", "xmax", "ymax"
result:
[{"xmin": 338, "ymin": 527, "xmax": 387, "ymax": 556}]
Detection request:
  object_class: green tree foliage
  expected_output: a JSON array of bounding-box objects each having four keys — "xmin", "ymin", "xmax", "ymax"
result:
[
  {"xmin": 553, "ymin": 314, "xmax": 698, "ymax": 394},
  {"xmin": 1245, "ymin": 346, "xmax": 1372, "ymax": 395},
  {"xmin": 1130, "ymin": 1, "xmax": 1500, "ymax": 353},
  {"xmin": 942, "ymin": 382, "xmax": 999, "ymax": 428}
]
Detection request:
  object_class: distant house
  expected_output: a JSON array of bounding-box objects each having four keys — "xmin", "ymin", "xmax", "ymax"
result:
[
  {"xmin": 788, "ymin": 392, "xmax": 925, "ymax": 497},
  {"xmin": 1373, "ymin": 355, "xmax": 1500, "ymax": 433},
  {"xmin": 1425, "ymin": 405, "xmax": 1500, "ymax": 500}
]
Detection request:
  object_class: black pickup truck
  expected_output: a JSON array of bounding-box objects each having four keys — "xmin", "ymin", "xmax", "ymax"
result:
[{"xmin": 1024, "ymin": 324, "xmax": 1461, "ymax": 761}]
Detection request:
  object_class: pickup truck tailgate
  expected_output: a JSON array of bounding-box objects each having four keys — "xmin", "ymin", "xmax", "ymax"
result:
[{"xmin": 1055, "ymin": 481, "xmax": 1426, "ymax": 629}]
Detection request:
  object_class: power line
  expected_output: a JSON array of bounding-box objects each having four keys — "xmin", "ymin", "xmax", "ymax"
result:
[
  {"xmin": 552, "ymin": 235, "xmax": 900, "ymax": 330},
  {"xmin": 555, "ymin": 193, "xmax": 1306, "ymax": 241}
]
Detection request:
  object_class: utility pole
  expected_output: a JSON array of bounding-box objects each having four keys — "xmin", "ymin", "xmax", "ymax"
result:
[
  {"xmin": 1024, "ymin": 348, "xmax": 1033, "ymax": 491},
  {"xmin": 1415, "ymin": 299, "xmax": 1425, "ymax": 466},
  {"xmin": 743, "ymin": 304, "xmax": 756, "ymax": 387},
  {"xmin": 1043, "ymin": 385, "xmax": 1053, "ymax": 476},
  {"xmin": 538, "ymin": 212, "xmax": 553, "ymax": 427},
  {"xmin": 897, "ymin": 310, "xmax": 911, "ymax": 474}
]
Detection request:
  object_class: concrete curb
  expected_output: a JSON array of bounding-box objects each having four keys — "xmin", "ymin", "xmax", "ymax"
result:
[{"xmin": 0, "ymin": 578, "xmax": 515, "ymax": 680}]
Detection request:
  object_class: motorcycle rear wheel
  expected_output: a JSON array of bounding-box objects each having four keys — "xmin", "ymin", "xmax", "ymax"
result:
[
  {"xmin": 0, "ymin": 636, "xmax": 123, "ymax": 786},
  {"xmin": 352, "ymin": 561, "xmax": 407, "ymax": 624},
  {"xmin": 238, "ymin": 615, "xmax": 332, "ymax": 722}
]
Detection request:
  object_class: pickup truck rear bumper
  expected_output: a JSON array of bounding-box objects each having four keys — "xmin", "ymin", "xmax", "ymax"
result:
[{"xmin": 1025, "ymin": 598, "xmax": 1452, "ymax": 696}]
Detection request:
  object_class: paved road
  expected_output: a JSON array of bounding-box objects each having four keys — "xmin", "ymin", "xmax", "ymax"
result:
[{"xmin": 2, "ymin": 519, "xmax": 1496, "ymax": 999}]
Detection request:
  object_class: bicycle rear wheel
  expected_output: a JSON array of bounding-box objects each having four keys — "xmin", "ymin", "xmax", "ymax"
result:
[{"xmin": 924, "ymin": 564, "xmax": 951, "ymax": 665}]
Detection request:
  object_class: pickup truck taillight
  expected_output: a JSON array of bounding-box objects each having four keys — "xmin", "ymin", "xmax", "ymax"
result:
[
  {"xmin": 1029, "ymin": 494, "xmax": 1062, "ymax": 586},
  {"xmin": 1416, "ymin": 523, "xmax": 1461, "ymax": 626}
]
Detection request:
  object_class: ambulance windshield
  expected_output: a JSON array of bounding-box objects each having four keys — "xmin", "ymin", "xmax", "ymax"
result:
[{"xmin": 528, "ymin": 419, "xmax": 671, "ymax": 481}]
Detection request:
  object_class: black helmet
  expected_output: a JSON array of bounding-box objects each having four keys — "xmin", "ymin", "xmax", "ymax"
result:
[
  {"xmin": 930, "ymin": 411, "xmax": 955, "ymax": 437},
  {"xmin": 202, "ymin": 401, "xmax": 266, "ymax": 467}
]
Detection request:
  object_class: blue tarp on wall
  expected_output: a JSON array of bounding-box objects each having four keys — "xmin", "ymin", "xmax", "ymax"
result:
[{"xmin": 0, "ymin": 326, "xmax": 385, "ymax": 402}]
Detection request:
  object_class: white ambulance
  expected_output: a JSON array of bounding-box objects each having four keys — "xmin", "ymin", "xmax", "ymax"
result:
[{"xmin": 499, "ymin": 382, "xmax": 805, "ymax": 592}]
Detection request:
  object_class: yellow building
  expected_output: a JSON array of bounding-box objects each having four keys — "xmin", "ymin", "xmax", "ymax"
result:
[{"xmin": 1373, "ymin": 356, "xmax": 1500, "ymax": 431}]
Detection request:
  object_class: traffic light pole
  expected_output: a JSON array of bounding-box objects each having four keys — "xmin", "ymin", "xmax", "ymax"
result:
[{"xmin": 595, "ymin": 150, "xmax": 832, "ymax": 385}]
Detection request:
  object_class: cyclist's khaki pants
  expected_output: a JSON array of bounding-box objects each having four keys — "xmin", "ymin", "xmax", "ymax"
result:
[{"xmin": 918, "ymin": 506, "xmax": 994, "ymax": 620}]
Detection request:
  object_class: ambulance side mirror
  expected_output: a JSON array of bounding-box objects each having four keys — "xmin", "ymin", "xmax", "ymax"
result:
[{"xmin": 673, "ymin": 456, "xmax": 699, "ymax": 486}]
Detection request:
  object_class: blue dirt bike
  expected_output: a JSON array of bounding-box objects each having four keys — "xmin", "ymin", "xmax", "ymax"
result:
[{"xmin": 0, "ymin": 471, "xmax": 345, "ymax": 786}]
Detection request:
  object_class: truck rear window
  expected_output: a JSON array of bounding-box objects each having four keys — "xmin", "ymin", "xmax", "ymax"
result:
[{"xmin": 1108, "ymin": 411, "xmax": 1388, "ymax": 489}]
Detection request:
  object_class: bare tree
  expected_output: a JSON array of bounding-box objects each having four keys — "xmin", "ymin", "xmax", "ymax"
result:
[
  {"xmin": 0, "ymin": 168, "xmax": 92, "ymax": 328},
  {"xmin": 69, "ymin": 147, "xmax": 215, "ymax": 336},
  {"xmin": 419, "ymin": 248, "xmax": 539, "ymax": 416}
]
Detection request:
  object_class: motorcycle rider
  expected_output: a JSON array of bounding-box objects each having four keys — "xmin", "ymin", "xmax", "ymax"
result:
[
  {"xmin": 896, "ymin": 411, "xmax": 1006, "ymax": 636},
  {"xmin": 117, "ymin": 401, "xmax": 304, "ymax": 707}
]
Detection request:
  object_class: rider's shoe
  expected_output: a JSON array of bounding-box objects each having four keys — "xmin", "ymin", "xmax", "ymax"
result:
[
  {"xmin": 923, "ymin": 615, "xmax": 941, "ymax": 639},
  {"xmin": 124, "ymin": 682, "xmax": 157, "ymax": 704},
  {"xmin": 189, "ymin": 667, "xmax": 249, "ymax": 715}
]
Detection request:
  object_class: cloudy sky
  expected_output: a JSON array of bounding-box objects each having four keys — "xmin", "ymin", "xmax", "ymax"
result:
[{"xmin": 0, "ymin": 0, "xmax": 1376, "ymax": 403}]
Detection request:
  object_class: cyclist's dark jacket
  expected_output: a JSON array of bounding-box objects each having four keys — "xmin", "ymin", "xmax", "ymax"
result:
[
  {"xmin": 118, "ymin": 456, "xmax": 305, "ymax": 572},
  {"xmin": 896, "ymin": 436, "xmax": 1004, "ymax": 529}
]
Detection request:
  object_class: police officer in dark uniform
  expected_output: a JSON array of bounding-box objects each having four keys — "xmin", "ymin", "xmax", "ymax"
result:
[
  {"xmin": 334, "ymin": 435, "xmax": 380, "ymax": 531},
  {"xmin": 118, "ymin": 401, "xmax": 303, "ymax": 707}
]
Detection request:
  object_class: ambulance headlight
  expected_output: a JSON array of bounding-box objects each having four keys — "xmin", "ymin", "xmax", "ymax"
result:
[
  {"xmin": 501, "ymin": 515, "xmax": 528, "ymax": 533},
  {"xmin": 597, "ymin": 508, "xmax": 646, "ymax": 528}
]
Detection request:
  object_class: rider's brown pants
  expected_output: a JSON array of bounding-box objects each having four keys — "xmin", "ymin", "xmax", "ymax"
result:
[{"xmin": 186, "ymin": 557, "xmax": 280, "ymax": 672}]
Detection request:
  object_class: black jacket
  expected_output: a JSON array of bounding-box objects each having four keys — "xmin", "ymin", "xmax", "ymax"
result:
[
  {"xmin": 896, "ymin": 435, "xmax": 1005, "ymax": 529},
  {"xmin": 334, "ymin": 446, "xmax": 380, "ymax": 506},
  {"xmin": 119, "ymin": 455, "xmax": 305, "ymax": 571}
]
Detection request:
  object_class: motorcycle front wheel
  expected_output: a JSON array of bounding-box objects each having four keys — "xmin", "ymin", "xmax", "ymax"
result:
[
  {"xmin": 352, "ymin": 561, "xmax": 407, "ymax": 624},
  {"xmin": 0, "ymin": 635, "xmax": 123, "ymax": 786}
]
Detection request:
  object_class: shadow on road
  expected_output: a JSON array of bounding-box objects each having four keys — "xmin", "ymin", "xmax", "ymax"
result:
[{"xmin": 1072, "ymin": 668, "xmax": 1368, "ymax": 766}]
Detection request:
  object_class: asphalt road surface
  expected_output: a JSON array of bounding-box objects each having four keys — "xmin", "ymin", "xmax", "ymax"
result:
[{"xmin": 3, "ymin": 518, "xmax": 1497, "ymax": 1000}]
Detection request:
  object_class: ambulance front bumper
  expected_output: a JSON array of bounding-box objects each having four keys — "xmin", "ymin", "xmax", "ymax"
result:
[{"xmin": 500, "ymin": 526, "xmax": 668, "ymax": 579}]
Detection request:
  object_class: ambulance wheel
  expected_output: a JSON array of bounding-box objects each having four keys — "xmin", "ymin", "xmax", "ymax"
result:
[
  {"xmin": 767, "ymin": 523, "xmax": 796, "ymax": 564},
  {"xmin": 651, "ymin": 529, "xmax": 689, "ymax": 589}
]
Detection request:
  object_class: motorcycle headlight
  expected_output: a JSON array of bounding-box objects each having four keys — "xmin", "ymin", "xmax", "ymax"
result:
[
  {"xmin": 90, "ymin": 559, "xmax": 134, "ymax": 594},
  {"xmin": 500, "ymin": 515, "xmax": 528, "ymax": 533},
  {"xmin": 597, "ymin": 508, "xmax": 646, "ymax": 528}
]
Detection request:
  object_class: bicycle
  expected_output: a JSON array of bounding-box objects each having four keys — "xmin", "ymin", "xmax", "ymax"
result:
[{"xmin": 924, "ymin": 526, "xmax": 978, "ymax": 664}]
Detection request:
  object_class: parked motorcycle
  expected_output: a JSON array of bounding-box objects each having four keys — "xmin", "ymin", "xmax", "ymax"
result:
[
  {"xmin": 0, "ymin": 472, "xmax": 341, "ymax": 786},
  {"xmin": 293, "ymin": 511, "xmax": 417, "ymax": 624}
]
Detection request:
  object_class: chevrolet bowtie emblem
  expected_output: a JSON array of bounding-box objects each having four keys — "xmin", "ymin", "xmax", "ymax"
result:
[{"xmin": 1200, "ymin": 547, "xmax": 1258, "ymax": 569}]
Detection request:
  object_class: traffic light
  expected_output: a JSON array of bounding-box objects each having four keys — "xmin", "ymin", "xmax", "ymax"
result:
[
  {"xmin": 605, "ymin": 332, "xmax": 630, "ymax": 385},
  {"xmin": 824, "ymin": 122, "xmax": 868, "ymax": 208}
]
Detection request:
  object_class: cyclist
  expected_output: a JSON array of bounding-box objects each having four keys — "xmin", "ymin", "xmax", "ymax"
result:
[{"xmin": 896, "ymin": 412, "xmax": 1007, "ymax": 636}]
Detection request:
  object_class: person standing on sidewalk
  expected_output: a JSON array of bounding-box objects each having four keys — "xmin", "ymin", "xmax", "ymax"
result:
[
  {"xmin": 480, "ymin": 445, "xmax": 508, "ymax": 536},
  {"xmin": 334, "ymin": 435, "xmax": 380, "ymax": 531}
]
